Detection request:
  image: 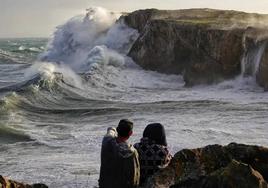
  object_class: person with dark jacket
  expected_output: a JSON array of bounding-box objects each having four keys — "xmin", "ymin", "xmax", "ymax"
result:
[
  {"xmin": 99, "ymin": 119, "xmax": 140, "ymax": 188},
  {"xmin": 134, "ymin": 123, "xmax": 172, "ymax": 185}
]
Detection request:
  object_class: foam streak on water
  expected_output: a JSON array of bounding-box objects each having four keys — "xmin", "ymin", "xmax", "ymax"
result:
[{"xmin": 0, "ymin": 7, "xmax": 268, "ymax": 188}]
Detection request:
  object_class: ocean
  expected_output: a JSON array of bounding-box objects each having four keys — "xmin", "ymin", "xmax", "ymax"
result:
[{"xmin": 0, "ymin": 7, "xmax": 268, "ymax": 188}]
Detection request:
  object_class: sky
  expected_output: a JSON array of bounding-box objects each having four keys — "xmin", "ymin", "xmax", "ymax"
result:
[{"xmin": 1, "ymin": 0, "xmax": 268, "ymax": 38}]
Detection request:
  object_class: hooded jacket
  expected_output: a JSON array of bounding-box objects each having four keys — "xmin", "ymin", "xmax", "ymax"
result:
[
  {"xmin": 134, "ymin": 123, "xmax": 172, "ymax": 185},
  {"xmin": 99, "ymin": 127, "xmax": 140, "ymax": 188}
]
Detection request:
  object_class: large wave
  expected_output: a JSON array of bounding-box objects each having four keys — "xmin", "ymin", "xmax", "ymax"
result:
[
  {"xmin": 40, "ymin": 7, "xmax": 138, "ymax": 73},
  {"xmin": 12, "ymin": 6, "xmax": 184, "ymax": 103},
  {"xmin": 2, "ymin": 7, "xmax": 267, "ymax": 107}
]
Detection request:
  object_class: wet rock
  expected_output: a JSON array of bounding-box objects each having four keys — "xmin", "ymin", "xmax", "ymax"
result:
[
  {"xmin": 123, "ymin": 9, "xmax": 268, "ymax": 87},
  {"xmin": 0, "ymin": 175, "xmax": 48, "ymax": 188},
  {"xmin": 145, "ymin": 143, "xmax": 268, "ymax": 188}
]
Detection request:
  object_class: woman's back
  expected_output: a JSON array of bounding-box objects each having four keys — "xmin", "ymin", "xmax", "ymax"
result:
[{"xmin": 134, "ymin": 123, "xmax": 172, "ymax": 185}]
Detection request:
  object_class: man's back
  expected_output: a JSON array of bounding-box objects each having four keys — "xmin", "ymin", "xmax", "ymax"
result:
[{"xmin": 99, "ymin": 127, "xmax": 140, "ymax": 188}]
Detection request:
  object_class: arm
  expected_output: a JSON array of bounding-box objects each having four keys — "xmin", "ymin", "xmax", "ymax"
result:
[
  {"xmin": 102, "ymin": 127, "xmax": 117, "ymax": 144},
  {"xmin": 105, "ymin": 127, "xmax": 117, "ymax": 138}
]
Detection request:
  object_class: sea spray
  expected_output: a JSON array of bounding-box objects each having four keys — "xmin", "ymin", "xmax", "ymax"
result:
[
  {"xmin": 214, "ymin": 41, "xmax": 267, "ymax": 92},
  {"xmin": 241, "ymin": 40, "xmax": 267, "ymax": 77},
  {"xmin": 216, "ymin": 39, "xmax": 268, "ymax": 91},
  {"xmin": 105, "ymin": 20, "xmax": 139, "ymax": 54},
  {"xmin": 1, "ymin": 9, "xmax": 268, "ymax": 188},
  {"xmin": 21, "ymin": 7, "xmax": 139, "ymax": 97},
  {"xmin": 40, "ymin": 7, "xmax": 138, "ymax": 74}
]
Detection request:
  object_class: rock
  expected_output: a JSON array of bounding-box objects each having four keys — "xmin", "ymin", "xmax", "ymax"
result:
[
  {"xmin": 123, "ymin": 9, "xmax": 268, "ymax": 87},
  {"xmin": 0, "ymin": 175, "xmax": 48, "ymax": 188},
  {"xmin": 170, "ymin": 160, "xmax": 268, "ymax": 188},
  {"xmin": 145, "ymin": 143, "xmax": 268, "ymax": 188},
  {"xmin": 204, "ymin": 160, "xmax": 268, "ymax": 188}
]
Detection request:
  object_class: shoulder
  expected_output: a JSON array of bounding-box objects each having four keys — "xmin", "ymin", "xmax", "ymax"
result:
[
  {"xmin": 155, "ymin": 145, "xmax": 171, "ymax": 156},
  {"xmin": 134, "ymin": 142, "xmax": 141, "ymax": 149},
  {"xmin": 118, "ymin": 142, "xmax": 138, "ymax": 158}
]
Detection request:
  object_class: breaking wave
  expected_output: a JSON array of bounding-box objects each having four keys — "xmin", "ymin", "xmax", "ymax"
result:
[
  {"xmin": 40, "ymin": 7, "xmax": 138, "ymax": 73},
  {"xmin": 1, "ymin": 7, "xmax": 268, "ymax": 188}
]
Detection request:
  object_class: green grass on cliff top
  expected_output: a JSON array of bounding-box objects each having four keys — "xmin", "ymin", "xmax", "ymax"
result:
[{"xmin": 151, "ymin": 9, "xmax": 268, "ymax": 28}]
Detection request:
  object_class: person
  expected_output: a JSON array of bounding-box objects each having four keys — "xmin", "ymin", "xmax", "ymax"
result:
[
  {"xmin": 99, "ymin": 119, "xmax": 140, "ymax": 188},
  {"xmin": 134, "ymin": 123, "xmax": 172, "ymax": 185}
]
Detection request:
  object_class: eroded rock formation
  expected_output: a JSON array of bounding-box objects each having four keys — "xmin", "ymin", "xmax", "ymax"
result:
[{"xmin": 122, "ymin": 9, "xmax": 268, "ymax": 88}]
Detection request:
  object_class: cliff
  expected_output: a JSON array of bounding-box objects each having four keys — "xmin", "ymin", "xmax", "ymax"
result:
[
  {"xmin": 145, "ymin": 143, "xmax": 268, "ymax": 188},
  {"xmin": 122, "ymin": 9, "xmax": 268, "ymax": 87}
]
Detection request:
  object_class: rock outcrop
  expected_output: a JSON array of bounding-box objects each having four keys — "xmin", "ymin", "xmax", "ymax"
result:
[
  {"xmin": 122, "ymin": 9, "xmax": 268, "ymax": 87},
  {"xmin": 0, "ymin": 176, "xmax": 48, "ymax": 188},
  {"xmin": 145, "ymin": 143, "xmax": 268, "ymax": 188}
]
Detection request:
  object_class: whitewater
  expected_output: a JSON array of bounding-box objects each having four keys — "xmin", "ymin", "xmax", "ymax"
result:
[{"xmin": 0, "ymin": 7, "xmax": 268, "ymax": 187}]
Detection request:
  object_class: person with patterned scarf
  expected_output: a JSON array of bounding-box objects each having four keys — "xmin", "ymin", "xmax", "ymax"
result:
[{"xmin": 134, "ymin": 123, "xmax": 172, "ymax": 186}]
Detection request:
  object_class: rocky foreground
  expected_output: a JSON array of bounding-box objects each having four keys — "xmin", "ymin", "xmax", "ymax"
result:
[
  {"xmin": 121, "ymin": 9, "xmax": 268, "ymax": 89},
  {"xmin": 0, "ymin": 176, "xmax": 48, "ymax": 188},
  {"xmin": 2, "ymin": 143, "xmax": 267, "ymax": 188},
  {"xmin": 145, "ymin": 143, "xmax": 268, "ymax": 188}
]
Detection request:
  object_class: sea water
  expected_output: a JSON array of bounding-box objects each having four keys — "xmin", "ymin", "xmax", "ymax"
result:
[{"xmin": 0, "ymin": 7, "xmax": 268, "ymax": 188}]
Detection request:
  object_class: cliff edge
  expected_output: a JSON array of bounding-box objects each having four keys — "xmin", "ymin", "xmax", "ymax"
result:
[{"xmin": 122, "ymin": 9, "xmax": 268, "ymax": 88}]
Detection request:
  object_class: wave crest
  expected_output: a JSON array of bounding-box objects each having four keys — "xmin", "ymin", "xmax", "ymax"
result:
[{"xmin": 39, "ymin": 7, "xmax": 138, "ymax": 73}]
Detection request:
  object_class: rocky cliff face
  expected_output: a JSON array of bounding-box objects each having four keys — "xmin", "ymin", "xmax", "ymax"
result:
[
  {"xmin": 123, "ymin": 9, "xmax": 268, "ymax": 88},
  {"xmin": 145, "ymin": 143, "xmax": 268, "ymax": 188}
]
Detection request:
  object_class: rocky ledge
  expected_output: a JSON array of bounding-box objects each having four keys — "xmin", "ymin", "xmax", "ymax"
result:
[
  {"xmin": 122, "ymin": 9, "xmax": 268, "ymax": 88},
  {"xmin": 145, "ymin": 143, "xmax": 268, "ymax": 188},
  {"xmin": 0, "ymin": 175, "xmax": 48, "ymax": 188},
  {"xmin": 1, "ymin": 143, "xmax": 267, "ymax": 187}
]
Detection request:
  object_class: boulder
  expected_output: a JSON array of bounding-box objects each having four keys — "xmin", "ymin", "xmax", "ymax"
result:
[
  {"xmin": 0, "ymin": 175, "xmax": 48, "ymax": 188},
  {"xmin": 145, "ymin": 143, "xmax": 268, "ymax": 188}
]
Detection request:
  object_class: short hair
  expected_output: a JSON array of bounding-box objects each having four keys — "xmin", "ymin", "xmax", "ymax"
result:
[{"xmin": 116, "ymin": 119, "xmax": 133, "ymax": 137}]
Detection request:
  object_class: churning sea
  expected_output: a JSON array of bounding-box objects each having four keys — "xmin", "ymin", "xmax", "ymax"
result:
[{"xmin": 0, "ymin": 7, "xmax": 268, "ymax": 188}]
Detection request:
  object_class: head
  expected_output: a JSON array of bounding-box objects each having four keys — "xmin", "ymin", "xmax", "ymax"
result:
[
  {"xmin": 116, "ymin": 119, "xmax": 133, "ymax": 139},
  {"xmin": 143, "ymin": 123, "xmax": 167, "ymax": 146}
]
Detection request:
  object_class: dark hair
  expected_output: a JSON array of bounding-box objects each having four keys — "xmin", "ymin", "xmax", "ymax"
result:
[
  {"xmin": 143, "ymin": 123, "xmax": 167, "ymax": 146},
  {"xmin": 116, "ymin": 119, "xmax": 133, "ymax": 137}
]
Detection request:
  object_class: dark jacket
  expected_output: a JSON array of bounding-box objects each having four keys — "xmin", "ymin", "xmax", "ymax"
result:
[
  {"xmin": 99, "ymin": 127, "xmax": 140, "ymax": 188},
  {"xmin": 134, "ymin": 123, "xmax": 172, "ymax": 185}
]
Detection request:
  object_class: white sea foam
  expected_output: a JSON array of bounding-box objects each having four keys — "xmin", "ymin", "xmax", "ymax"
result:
[
  {"xmin": 39, "ymin": 7, "xmax": 137, "ymax": 74},
  {"xmin": 24, "ymin": 62, "xmax": 83, "ymax": 89},
  {"xmin": 241, "ymin": 41, "xmax": 267, "ymax": 77},
  {"xmin": 23, "ymin": 6, "xmax": 268, "ymax": 106},
  {"xmin": 2, "ymin": 7, "xmax": 268, "ymax": 188}
]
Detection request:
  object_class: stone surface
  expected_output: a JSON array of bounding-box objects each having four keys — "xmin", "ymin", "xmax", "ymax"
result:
[
  {"xmin": 0, "ymin": 176, "xmax": 48, "ymax": 188},
  {"xmin": 145, "ymin": 143, "xmax": 268, "ymax": 188},
  {"xmin": 123, "ymin": 9, "xmax": 268, "ymax": 87}
]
